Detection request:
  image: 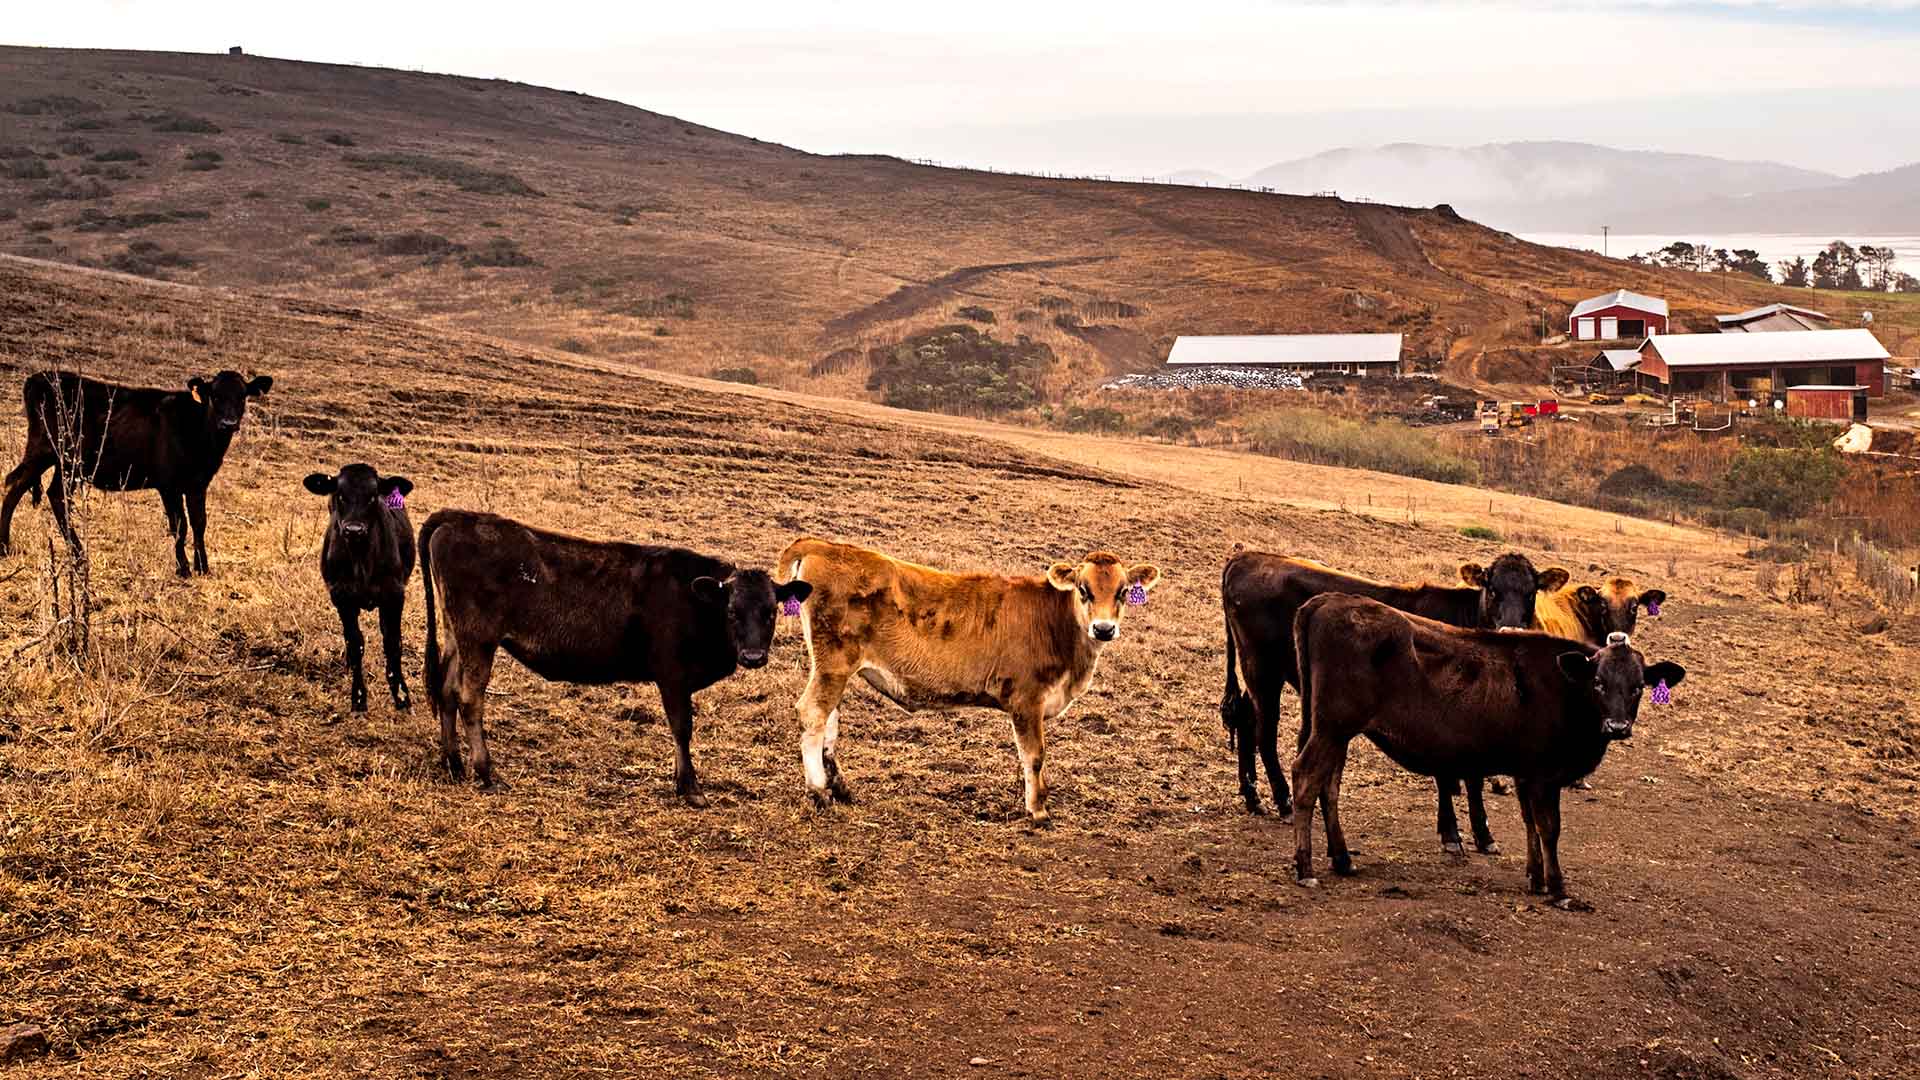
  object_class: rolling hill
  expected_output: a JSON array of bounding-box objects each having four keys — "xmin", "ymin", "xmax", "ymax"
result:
[{"xmin": 6, "ymin": 46, "xmax": 1894, "ymax": 401}]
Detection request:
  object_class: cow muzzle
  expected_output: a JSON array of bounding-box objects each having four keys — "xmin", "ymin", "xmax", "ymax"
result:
[
  {"xmin": 339, "ymin": 522, "xmax": 370, "ymax": 539},
  {"xmin": 1601, "ymin": 718, "xmax": 1634, "ymax": 740},
  {"xmin": 1090, "ymin": 621, "xmax": 1118, "ymax": 642},
  {"xmin": 738, "ymin": 649, "xmax": 769, "ymax": 669},
  {"xmin": 218, "ymin": 417, "xmax": 241, "ymax": 431}
]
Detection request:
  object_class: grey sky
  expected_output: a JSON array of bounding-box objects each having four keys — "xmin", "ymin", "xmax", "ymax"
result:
[{"xmin": 14, "ymin": 1, "xmax": 1920, "ymax": 176}]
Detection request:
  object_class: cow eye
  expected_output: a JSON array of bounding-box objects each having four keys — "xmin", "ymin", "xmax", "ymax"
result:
[{"xmin": 1078, "ymin": 585, "xmax": 1092, "ymax": 602}]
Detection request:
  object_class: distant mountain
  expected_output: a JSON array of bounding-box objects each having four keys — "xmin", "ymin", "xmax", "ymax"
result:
[
  {"xmin": 1241, "ymin": 141, "xmax": 1842, "ymax": 232},
  {"xmin": 1650, "ymin": 163, "xmax": 1920, "ymax": 233}
]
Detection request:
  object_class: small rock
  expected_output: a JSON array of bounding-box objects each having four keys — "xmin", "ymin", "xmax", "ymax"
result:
[
  {"xmin": 0, "ymin": 1024, "xmax": 48, "ymax": 1063},
  {"xmin": 969, "ymin": 1056, "xmax": 994, "ymax": 1067}
]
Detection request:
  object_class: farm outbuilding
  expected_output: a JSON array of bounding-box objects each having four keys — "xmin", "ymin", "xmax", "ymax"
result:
[
  {"xmin": 1715, "ymin": 302, "xmax": 1832, "ymax": 333},
  {"xmin": 1634, "ymin": 328, "xmax": 1891, "ymax": 403},
  {"xmin": 1569, "ymin": 289, "xmax": 1668, "ymax": 341},
  {"xmin": 1785, "ymin": 385, "xmax": 1868, "ymax": 422},
  {"xmin": 1163, "ymin": 333, "xmax": 1404, "ymax": 376}
]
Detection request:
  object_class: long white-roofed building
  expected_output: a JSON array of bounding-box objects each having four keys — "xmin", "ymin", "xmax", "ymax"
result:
[{"xmin": 1163, "ymin": 333, "xmax": 1405, "ymax": 376}]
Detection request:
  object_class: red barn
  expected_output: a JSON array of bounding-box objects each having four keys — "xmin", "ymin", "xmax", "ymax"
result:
[
  {"xmin": 1569, "ymin": 289, "xmax": 1668, "ymax": 341},
  {"xmin": 1635, "ymin": 328, "xmax": 1890, "ymax": 403}
]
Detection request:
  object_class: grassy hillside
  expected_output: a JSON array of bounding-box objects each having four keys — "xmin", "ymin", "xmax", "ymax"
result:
[
  {"xmin": 5, "ymin": 45, "xmax": 1906, "ymax": 408},
  {"xmin": 3, "ymin": 254, "xmax": 1920, "ymax": 1078}
]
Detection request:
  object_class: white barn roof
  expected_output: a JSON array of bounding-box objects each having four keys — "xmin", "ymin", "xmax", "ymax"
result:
[
  {"xmin": 1571, "ymin": 289, "xmax": 1669, "ymax": 319},
  {"xmin": 1640, "ymin": 328, "xmax": 1889, "ymax": 368},
  {"xmin": 1165, "ymin": 334, "xmax": 1403, "ymax": 367},
  {"xmin": 1596, "ymin": 349, "xmax": 1641, "ymax": 371},
  {"xmin": 1716, "ymin": 302, "xmax": 1830, "ymax": 326}
]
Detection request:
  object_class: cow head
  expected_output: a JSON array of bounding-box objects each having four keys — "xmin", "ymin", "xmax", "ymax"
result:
[
  {"xmin": 691, "ymin": 570, "xmax": 811, "ymax": 669},
  {"xmin": 304, "ymin": 464, "xmax": 411, "ymax": 544},
  {"xmin": 1048, "ymin": 552, "xmax": 1161, "ymax": 643},
  {"xmin": 1572, "ymin": 579, "xmax": 1668, "ymax": 639},
  {"xmin": 1556, "ymin": 633, "xmax": 1686, "ymax": 740},
  {"xmin": 188, "ymin": 370, "xmax": 273, "ymax": 433},
  {"xmin": 1459, "ymin": 554, "xmax": 1563, "ymax": 630}
]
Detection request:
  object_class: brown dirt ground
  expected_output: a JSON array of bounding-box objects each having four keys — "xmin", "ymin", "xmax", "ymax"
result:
[{"xmin": 3, "ymin": 262, "xmax": 1919, "ymax": 1079}]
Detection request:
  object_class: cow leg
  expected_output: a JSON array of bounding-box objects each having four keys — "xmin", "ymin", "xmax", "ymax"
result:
[
  {"xmin": 335, "ymin": 596, "xmax": 368, "ymax": 713},
  {"xmin": 1254, "ymin": 685, "xmax": 1290, "ymax": 817},
  {"xmin": 1323, "ymin": 752, "xmax": 1354, "ymax": 876},
  {"xmin": 1467, "ymin": 777, "xmax": 1499, "ymax": 854},
  {"xmin": 1290, "ymin": 735, "xmax": 1343, "ymax": 886},
  {"xmin": 822, "ymin": 707, "xmax": 854, "ymax": 804},
  {"xmin": 1517, "ymin": 782, "xmax": 1546, "ymax": 895},
  {"xmin": 1010, "ymin": 707, "xmax": 1050, "ymax": 824},
  {"xmin": 436, "ymin": 640, "xmax": 465, "ymax": 781},
  {"xmin": 1436, "ymin": 777, "xmax": 1465, "ymax": 855},
  {"xmin": 454, "ymin": 643, "xmax": 499, "ymax": 789},
  {"xmin": 185, "ymin": 487, "xmax": 210, "ymax": 574},
  {"xmin": 378, "ymin": 596, "xmax": 410, "ymax": 710},
  {"xmin": 1235, "ymin": 711, "xmax": 1261, "ymax": 814},
  {"xmin": 658, "ymin": 682, "xmax": 707, "ymax": 809},
  {"xmin": 158, "ymin": 488, "xmax": 188, "ymax": 576},
  {"xmin": 797, "ymin": 670, "xmax": 850, "ymax": 809},
  {"xmin": 0, "ymin": 455, "xmax": 53, "ymax": 556},
  {"xmin": 1531, "ymin": 784, "xmax": 1568, "ymax": 902}
]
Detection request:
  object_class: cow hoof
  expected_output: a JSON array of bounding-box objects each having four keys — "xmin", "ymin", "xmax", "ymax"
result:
[
  {"xmin": 1478, "ymin": 841, "xmax": 1502, "ymax": 856},
  {"xmin": 1241, "ymin": 795, "xmax": 1264, "ymax": 815},
  {"xmin": 1028, "ymin": 809, "xmax": 1053, "ymax": 826},
  {"xmin": 1442, "ymin": 840, "xmax": 1466, "ymax": 857},
  {"xmin": 682, "ymin": 791, "xmax": 710, "ymax": 810},
  {"xmin": 1332, "ymin": 858, "xmax": 1356, "ymax": 877},
  {"xmin": 1552, "ymin": 896, "xmax": 1592, "ymax": 912},
  {"xmin": 807, "ymin": 787, "xmax": 833, "ymax": 811},
  {"xmin": 351, "ymin": 697, "xmax": 368, "ymax": 714},
  {"xmin": 828, "ymin": 779, "xmax": 856, "ymax": 805},
  {"xmin": 1273, "ymin": 800, "xmax": 1293, "ymax": 818},
  {"xmin": 391, "ymin": 686, "xmax": 411, "ymax": 711},
  {"xmin": 1297, "ymin": 876, "xmax": 1320, "ymax": 889}
]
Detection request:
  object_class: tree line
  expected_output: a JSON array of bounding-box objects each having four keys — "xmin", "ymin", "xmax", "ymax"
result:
[{"xmin": 1627, "ymin": 240, "xmax": 1918, "ymax": 292}]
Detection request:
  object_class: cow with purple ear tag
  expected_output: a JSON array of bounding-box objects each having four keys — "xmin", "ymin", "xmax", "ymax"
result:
[{"xmin": 304, "ymin": 464, "xmax": 416, "ymax": 713}]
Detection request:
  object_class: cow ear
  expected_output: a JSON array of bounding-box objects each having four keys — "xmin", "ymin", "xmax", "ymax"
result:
[
  {"xmin": 777, "ymin": 579, "xmax": 813, "ymax": 603},
  {"xmin": 1644, "ymin": 661, "xmax": 1686, "ymax": 688},
  {"xmin": 1458, "ymin": 563, "xmax": 1486, "ymax": 588},
  {"xmin": 1555, "ymin": 651, "xmax": 1596, "ymax": 683},
  {"xmin": 1638, "ymin": 589, "xmax": 1668, "ymax": 610},
  {"xmin": 1046, "ymin": 563, "xmax": 1079, "ymax": 591},
  {"xmin": 379, "ymin": 476, "xmax": 414, "ymax": 497},
  {"xmin": 187, "ymin": 376, "xmax": 208, "ymax": 403},
  {"xmin": 302, "ymin": 473, "xmax": 335, "ymax": 496},
  {"xmin": 1573, "ymin": 584, "xmax": 1601, "ymax": 602},
  {"xmin": 1127, "ymin": 563, "xmax": 1161, "ymax": 591},
  {"xmin": 246, "ymin": 375, "xmax": 274, "ymax": 397},
  {"xmin": 1537, "ymin": 566, "xmax": 1571, "ymax": 592},
  {"xmin": 691, "ymin": 576, "xmax": 727, "ymax": 605}
]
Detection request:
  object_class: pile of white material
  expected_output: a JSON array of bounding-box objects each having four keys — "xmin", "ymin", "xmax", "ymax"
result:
[
  {"xmin": 1833, "ymin": 423, "xmax": 1874, "ymax": 454},
  {"xmin": 1101, "ymin": 369, "xmax": 1307, "ymax": 391}
]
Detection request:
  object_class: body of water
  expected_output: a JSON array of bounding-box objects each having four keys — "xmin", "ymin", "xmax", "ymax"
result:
[{"xmin": 1516, "ymin": 232, "xmax": 1920, "ymax": 280}]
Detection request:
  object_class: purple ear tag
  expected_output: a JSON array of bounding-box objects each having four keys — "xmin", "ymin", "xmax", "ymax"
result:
[
  {"xmin": 781, "ymin": 596, "xmax": 803, "ymax": 617},
  {"xmin": 1645, "ymin": 601, "xmax": 1662, "ymax": 617},
  {"xmin": 1125, "ymin": 583, "xmax": 1148, "ymax": 606},
  {"xmin": 384, "ymin": 489, "xmax": 406, "ymax": 511},
  {"xmin": 1650, "ymin": 680, "xmax": 1671, "ymax": 705}
]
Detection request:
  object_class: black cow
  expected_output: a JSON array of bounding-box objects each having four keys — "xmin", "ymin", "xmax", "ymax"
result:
[
  {"xmin": 304, "ymin": 464, "xmax": 416, "ymax": 713},
  {"xmin": 1289, "ymin": 595, "xmax": 1684, "ymax": 903},
  {"xmin": 0, "ymin": 370, "xmax": 273, "ymax": 575},
  {"xmin": 418, "ymin": 509, "xmax": 811, "ymax": 804},
  {"xmin": 1219, "ymin": 551, "xmax": 1564, "ymax": 854}
]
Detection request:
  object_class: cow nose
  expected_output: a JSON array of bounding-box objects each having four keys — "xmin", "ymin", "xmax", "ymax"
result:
[
  {"xmin": 1602, "ymin": 719, "xmax": 1634, "ymax": 739},
  {"xmin": 341, "ymin": 522, "xmax": 369, "ymax": 536},
  {"xmin": 739, "ymin": 649, "xmax": 768, "ymax": 668},
  {"xmin": 218, "ymin": 417, "xmax": 240, "ymax": 430},
  {"xmin": 1496, "ymin": 626, "xmax": 1524, "ymax": 634},
  {"xmin": 1090, "ymin": 621, "xmax": 1118, "ymax": 642}
]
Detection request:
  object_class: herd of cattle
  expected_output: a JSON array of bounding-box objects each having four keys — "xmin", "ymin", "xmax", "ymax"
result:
[{"xmin": 0, "ymin": 370, "xmax": 1686, "ymax": 905}]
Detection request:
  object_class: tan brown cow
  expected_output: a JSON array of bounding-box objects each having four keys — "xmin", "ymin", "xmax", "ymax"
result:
[
  {"xmin": 1533, "ymin": 574, "xmax": 1668, "ymax": 644},
  {"xmin": 776, "ymin": 538, "xmax": 1162, "ymax": 822}
]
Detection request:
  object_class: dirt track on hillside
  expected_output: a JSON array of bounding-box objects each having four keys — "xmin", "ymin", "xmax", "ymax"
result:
[{"xmin": 3, "ymin": 263, "xmax": 1918, "ymax": 1079}]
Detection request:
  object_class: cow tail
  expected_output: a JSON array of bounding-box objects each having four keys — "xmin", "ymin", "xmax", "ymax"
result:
[
  {"xmin": 1218, "ymin": 561, "xmax": 1252, "ymax": 749},
  {"xmin": 776, "ymin": 537, "xmax": 830, "ymax": 585},
  {"xmin": 1293, "ymin": 598, "xmax": 1317, "ymax": 751},
  {"xmin": 419, "ymin": 513, "xmax": 445, "ymax": 715}
]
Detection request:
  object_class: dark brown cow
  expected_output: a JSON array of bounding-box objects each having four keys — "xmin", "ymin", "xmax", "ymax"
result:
[
  {"xmin": 0, "ymin": 369, "xmax": 272, "ymax": 575},
  {"xmin": 777, "ymin": 538, "xmax": 1161, "ymax": 822},
  {"xmin": 1219, "ymin": 551, "xmax": 1564, "ymax": 854},
  {"xmin": 304, "ymin": 464, "xmax": 415, "ymax": 713},
  {"xmin": 1289, "ymin": 594, "xmax": 1684, "ymax": 902},
  {"xmin": 420, "ymin": 510, "xmax": 810, "ymax": 803}
]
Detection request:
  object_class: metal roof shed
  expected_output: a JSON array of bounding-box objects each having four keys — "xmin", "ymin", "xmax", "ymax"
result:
[
  {"xmin": 1569, "ymin": 289, "xmax": 1669, "ymax": 341},
  {"xmin": 1164, "ymin": 334, "xmax": 1404, "ymax": 374}
]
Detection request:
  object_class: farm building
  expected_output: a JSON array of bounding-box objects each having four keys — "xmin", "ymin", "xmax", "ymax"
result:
[
  {"xmin": 1715, "ymin": 303, "xmax": 1832, "ymax": 333},
  {"xmin": 1784, "ymin": 385, "xmax": 1868, "ymax": 422},
  {"xmin": 1634, "ymin": 328, "xmax": 1891, "ymax": 403},
  {"xmin": 1163, "ymin": 334, "xmax": 1404, "ymax": 376},
  {"xmin": 1569, "ymin": 289, "xmax": 1668, "ymax": 341},
  {"xmin": 1581, "ymin": 348, "xmax": 1652, "ymax": 392}
]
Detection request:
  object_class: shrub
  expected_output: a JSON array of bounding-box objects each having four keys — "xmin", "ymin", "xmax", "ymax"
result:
[
  {"xmin": 710, "ymin": 366, "xmax": 759, "ymax": 385},
  {"xmin": 321, "ymin": 132, "xmax": 356, "ymax": 147},
  {"xmin": 343, "ymin": 152, "xmax": 539, "ymax": 196},
  {"xmin": 1460, "ymin": 525, "xmax": 1502, "ymax": 541},
  {"xmin": 27, "ymin": 174, "xmax": 111, "ymax": 201},
  {"xmin": 955, "ymin": 305, "xmax": 995, "ymax": 324},
  {"xmin": 183, "ymin": 158, "xmax": 220, "ymax": 171},
  {"xmin": 376, "ymin": 231, "xmax": 454, "ymax": 257},
  {"xmin": 273, "ymin": 132, "xmax": 306, "ymax": 145},
  {"xmin": 24, "ymin": 219, "xmax": 53, "ymax": 232},
  {"xmin": 91, "ymin": 147, "xmax": 141, "ymax": 162},
  {"xmin": 304, "ymin": 198, "xmax": 331, "ymax": 211},
  {"xmin": 6, "ymin": 158, "xmax": 51, "ymax": 180},
  {"xmin": 866, "ymin": 324, "xmax": 1055, "ymax": 415},
  {"xmin": 626, "ymin": 293, "xmax": 695, "ymax": 319},
  {"xmin": 185, "ymin": 149, "xmax": 223, "ymax": 163},
  {"xmin": 59, "ymin": 116, "xmax": 110, "ymax": 131},
  {"xmin": 0, "ymin": 208, "xmax": 14, "ymax": 222},
  {"xmin": 555, "ymin": 337, "xmax": 591, "ymax": 354},
  {"xmin": 0, "ymin": 145, "xmax": 36, "ymax": 159},
  {"xmin": 653, "ymin": 326, "xmax": 672, "ymax": 337},
  {"xmin": 148, "ymin": 113, "xmax": 221, "ymax": 133},
  {"xmin": 1060, "ymin": 405, "xmax": 1128, "ymax": 433},
  {"xmin": 1723, "ymin": 448, "xmax": 1843, "ymax": 517},
  {"xmin": 102, "ymin": 242, "xmax": 194, "ymax": 277},
  {"xmin": 244, "ymin": 189, "xmax": 267, "ymax": 199},
  {"xmin": 1142, "ymin": 414, "xmax": 1198, "ymax": 440},
  {"xmin": 57, "ymin": 138, "xmax": 94, "ymax": 156},
  {"xmin": 1241, "ymin": 407, "xmax": 1477, "ymax": 485},
  {"xmin": 7, "ymin": 95, "xmax": 101, "ymax": 116},
  {"xmin": 459, "ymin": 236, "xmax": 534, "ymax": 267}
]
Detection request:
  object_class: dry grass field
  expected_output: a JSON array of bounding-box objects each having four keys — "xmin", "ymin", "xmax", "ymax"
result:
[
  {"xmin": 4, "ymin": 259, "xmax": 1920, "ymax": 1078},
  {"xmin": 6, "ymin": 44, "xmax": 1912, "ymax": 406}
]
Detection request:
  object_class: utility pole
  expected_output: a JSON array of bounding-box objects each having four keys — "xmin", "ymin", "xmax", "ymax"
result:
[{"xmin": 1602, "ymin": 225, "xmax": 1610, "ymax": 259}]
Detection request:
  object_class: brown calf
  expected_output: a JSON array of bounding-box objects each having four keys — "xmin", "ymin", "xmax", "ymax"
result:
[{"xmin": 777, "ymin": 538, "xmax": 1161, "ymax": 822}]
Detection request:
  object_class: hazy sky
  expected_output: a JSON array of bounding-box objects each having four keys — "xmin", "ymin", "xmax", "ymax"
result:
[{"xmin": 13, "ymin": 1, "xmax": 1920, "ymax": 176}]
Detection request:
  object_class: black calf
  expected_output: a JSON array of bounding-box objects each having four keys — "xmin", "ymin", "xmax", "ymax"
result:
[{"xmin": 304, "ymin": 465, "xmax": 415, "ymax": 712}]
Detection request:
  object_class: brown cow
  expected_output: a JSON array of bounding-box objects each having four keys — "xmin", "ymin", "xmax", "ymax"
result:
[
  {"xmin": 1290, "ymin": 594, "xmax": 1684, "ymax": 903},
  {"xmin": 1533, "ymin": 575, "xmax": 1668, "ymax": 644},
  {"xmin": 777, "ymin": 538, "xmax": 1161, "ymax": 822}
]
